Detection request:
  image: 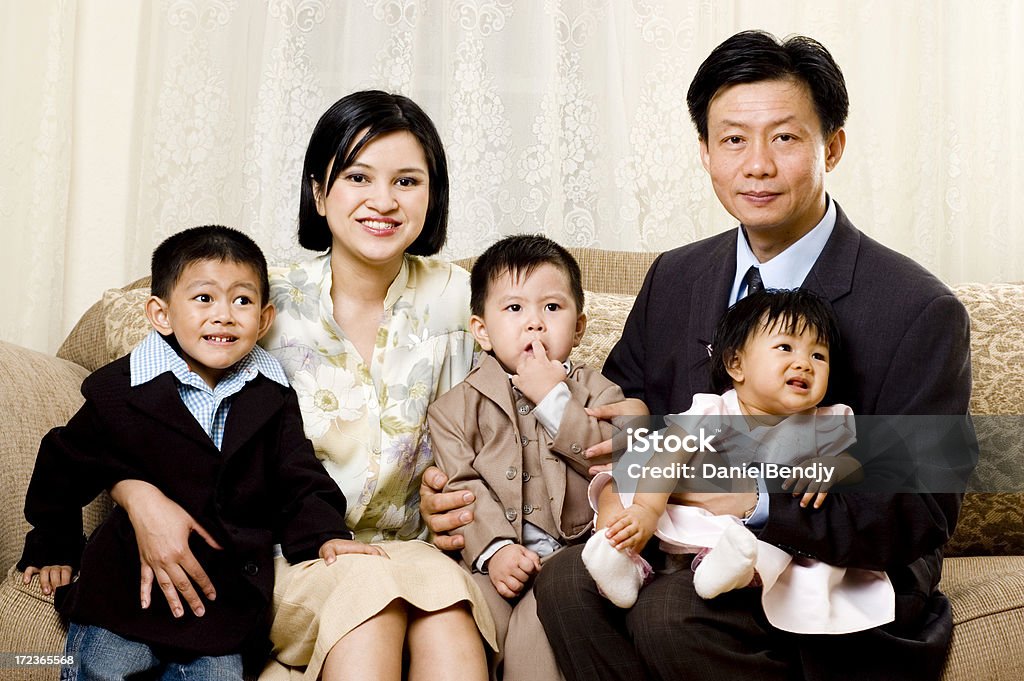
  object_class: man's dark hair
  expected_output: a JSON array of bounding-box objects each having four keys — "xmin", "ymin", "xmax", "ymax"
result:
[
  {"xmin": 151, "ymin": 225, "xmax": 270, "ymax": 303},
  {"xmin": 686, "ymin": 30, "xmax": 849, "ymax": 141},
  {"xmin": 710, "ymin": 288, "xmax": 842, "ymax": 393},
  {"xmin": 298, "ymin": 90, "xmax": 449, "ymax": 256},
  {"xmin": 470, "ymin": 235, "xmax": 584, "ymax": 317}
]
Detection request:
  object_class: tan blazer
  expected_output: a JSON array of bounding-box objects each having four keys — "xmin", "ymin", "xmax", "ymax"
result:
[{"xmin": 428, "ymin": 353, "xmax": 624, "ymax": 569}]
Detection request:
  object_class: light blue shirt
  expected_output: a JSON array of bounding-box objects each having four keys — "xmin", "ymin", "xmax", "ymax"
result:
[
  {"xmin": 129, "ymin": 330, "xmax": 289, "ymax": 450},
  {"xmin": 729, "ymin": 196, "xmax": 837, "ymax": 305}
]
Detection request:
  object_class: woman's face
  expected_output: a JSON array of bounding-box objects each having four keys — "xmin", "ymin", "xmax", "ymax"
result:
[{"xmin": 315, "ymin": 129, "xmax": 429, "ymax": 271}]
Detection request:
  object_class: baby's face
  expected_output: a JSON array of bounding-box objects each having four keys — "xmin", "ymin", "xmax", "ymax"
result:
[
  {"xmin": 472, "ymin": 263, "xmax": 585, "ymax": 373},
  {"xmin": 152, "ymin": 259, "xmax": 273, "ymax": 388},
  {"xmin": 728, "ymin": 319, "xmax": 830, "ymax": 417}
]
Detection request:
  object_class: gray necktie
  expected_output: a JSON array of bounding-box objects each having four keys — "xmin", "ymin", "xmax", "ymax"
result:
[{"xmin": 743, "ymin": 265, "xmax": 764, "ymax": 296}]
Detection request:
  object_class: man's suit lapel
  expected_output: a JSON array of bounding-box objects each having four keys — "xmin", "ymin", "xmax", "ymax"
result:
[
  {"xmin": 801, "ymin": 203, "xmax": 859, "ymax": 303},
  {"xmin": 687, "ymin": 231, "xmax": 737, "ymax": 393}
]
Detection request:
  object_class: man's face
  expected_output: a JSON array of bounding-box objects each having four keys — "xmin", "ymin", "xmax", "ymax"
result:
[{"xmin": 699, "ymin": 78, "xmax": 844, "ymax": 254}]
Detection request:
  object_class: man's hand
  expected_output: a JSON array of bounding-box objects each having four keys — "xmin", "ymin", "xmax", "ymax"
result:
[
  {"xmin": 487, "ymin": 544, "xmax": 542, "ymax": 599},
  {"xmin": 582, "ymin": 398, "xmax": 649, "ymax": 475},
  {"xmin": 22, "ymin": 564, "xmax": 72, "ymax": 595},
  {"xmin": 419, "ymin": 466, "xmax": 475, "ymax": 552},
  {"xmin": 782, "ymin": 453, "xmax": 864, "ymax": 509},
  {"xmin": 110, "ymin": 480, "xmax": 221, "ymax": 618},
  {"xmin": 512, "ymin": 340, "xmax": 565, "ymax": 405},
  {"xmin": 319, "ymin": 538, "xmax": 388, "ymax": 563}
]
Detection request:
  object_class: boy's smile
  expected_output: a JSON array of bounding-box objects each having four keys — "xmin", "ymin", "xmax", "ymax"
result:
[{"xmin": 146, "ymin": 259, "xmax": 275, "ymax": 388}]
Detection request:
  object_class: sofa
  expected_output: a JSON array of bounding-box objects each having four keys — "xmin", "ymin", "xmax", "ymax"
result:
[{"xmin": 1, "ymin": 248, "xmax": 1022, "ymax": 680}]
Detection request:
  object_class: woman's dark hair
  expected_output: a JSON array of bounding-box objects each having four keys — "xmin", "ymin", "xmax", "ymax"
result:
[
  {"xmin": 470, "ymin": 235, "xmax": 584, "ymax": 317},
  {"xmin": 709, "ymin": 288, "xmax": 842, "ymax": 393},
  {"xmin": 298, "ymin": 90, "xmax": 449, "ymax": 255},
  {"xmin": 151, "ymin": 225, "xmax": 269, "ymax": 303},
  {"xmin": 686, "ymin": 30, "xmax": 849, "ymax": 141}
]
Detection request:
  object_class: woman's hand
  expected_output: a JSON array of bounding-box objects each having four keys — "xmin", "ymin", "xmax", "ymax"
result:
[
  {"xmin": 319, "ymin": 538, "xmax": 389, "ymax": 563},
  {"xmin": 583, "ymin": 398, "xmax": 649, "ymax": 475},
  {"xmin": 22, "ymin": 564, "xmax": 72, "ymax": 595},
  {"xmin": 418, "ymin": 466, "xmax": 475, "ymax": 552},
  {"xmin": 110, "ymin": 479, "xmax": 221, "ymax": 618}
]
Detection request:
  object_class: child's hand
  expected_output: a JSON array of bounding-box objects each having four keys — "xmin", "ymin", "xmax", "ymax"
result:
[
  {"xmin": 604, "ymin": 504, "xmax": 659, "ymax": 552},
  {"xmin": 512, "ymin": 340, "xmax": 566, "ymax": 405},
  {"xmin": 22, "ymin": 565, "xmax": 72, "ymax": 595},
  {"xmin": 319, "ymin": 538, "xmax": 388, "ymax": 564},
  {"xmin": 487, "ymin": 544, "xmax": 542, "ymax": 599}
]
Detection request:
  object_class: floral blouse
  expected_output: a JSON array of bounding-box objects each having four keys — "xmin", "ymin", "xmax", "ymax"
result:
[{"xmin": 263, "ymin": 254, "xmax": 475, "ymax": 542}]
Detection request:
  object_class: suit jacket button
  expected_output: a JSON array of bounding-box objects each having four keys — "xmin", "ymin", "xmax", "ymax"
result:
[
  {"xmin": 517, "ymin": 404, "xmax": 531, "ymax": 415},
  {"xmin": 570, "ymin": 443, "xmax": 582, "ymax": 454},
  {"xmin": 522, "ymin": 471, "xmax": 531, "ymax": 482},
  {"xmin": 520, "ymin": 435, "xmax": 529, "ymax": 446},
  {"xmin": 505, "ymin": 507, "xmax": 518, "ymax": 522},
  {"xmin": 522, "ymin": 504, "xmax": 534, "ymax": 515},
  {"xmin": 243, "ymin": 561, "xmax": 259, "ymax": 576},
  {"xmin": 506, "ymin": 466, "xmax": 518, "ymax": 480}
]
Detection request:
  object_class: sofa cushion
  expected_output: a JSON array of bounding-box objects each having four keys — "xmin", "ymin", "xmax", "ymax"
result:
[
  {"xmin": 57, "ymin": 277, "xmax": 149, "ymax": 371},
  {"xmin": 571, "ymin": 291, "xmax": 636, "ymax": 370},
  {"xmin": 0, "ymin": 342, "xmax": 111, "ymax": 573},
  {"xmin": 940, "ymin": 555, "xmax": 1024, "ymax": 680},
  {"xmin": 952, "ymin": 283, "xmax": 1024, "ymax": 416},
  {"xmin": 102, "ymin": 287, "xmax": 152, "ymax": 363}
]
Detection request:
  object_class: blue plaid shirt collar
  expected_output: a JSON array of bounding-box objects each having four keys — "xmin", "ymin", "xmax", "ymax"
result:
[{"xmin": 130, "ymin": 330, "xmax": 289, "ymax": 390}]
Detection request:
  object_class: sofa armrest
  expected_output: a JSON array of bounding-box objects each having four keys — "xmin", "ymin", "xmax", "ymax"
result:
[
  {"xmin": 0, "ymin": 566, "xmax": 66, "ymax": 679},
  {"xmin": 0, "ymin": 342, "xmax": 108, "ymax": 574}
]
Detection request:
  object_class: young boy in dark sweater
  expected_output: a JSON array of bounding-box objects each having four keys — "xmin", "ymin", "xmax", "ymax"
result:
[{"xmin": 19, "ymin": 225, "xmax": 378, "ymax": 680}]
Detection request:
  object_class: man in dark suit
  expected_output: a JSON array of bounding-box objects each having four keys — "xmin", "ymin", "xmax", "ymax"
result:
[{"xmin": 532, "ymin": 30, "xmax": 973, "ymax": 681}]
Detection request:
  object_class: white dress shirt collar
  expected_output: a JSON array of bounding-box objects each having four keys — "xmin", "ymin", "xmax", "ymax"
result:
[{"xmin": 729, "ymin": 195, "xmax": 837, "ymax": 305}]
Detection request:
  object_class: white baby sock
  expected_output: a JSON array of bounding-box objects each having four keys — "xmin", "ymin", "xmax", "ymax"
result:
[
  {"xmin": 693, "ymin": 522, "xmax": 758, "ymax": 599},
  {"xmin": 582, "ymin": 532, "xmax": 644, "ymax": 608}
]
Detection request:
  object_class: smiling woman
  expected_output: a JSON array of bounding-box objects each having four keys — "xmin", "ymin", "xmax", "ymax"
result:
[{"xmin": 110, "ymin": 92, "xmax": 496, "ymax": 681}]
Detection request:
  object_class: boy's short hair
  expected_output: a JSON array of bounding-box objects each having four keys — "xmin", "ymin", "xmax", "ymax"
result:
[
  {"xmin": 151, "ymin": 225, "xmax": 270, "ymax": 303},
  {"xmin": 470, "ymin": 235, "xmax": 584, "ymax": 317},
  {"xmin": 710, "ymin": 288, "xmax": 842, "ymax": 393}
]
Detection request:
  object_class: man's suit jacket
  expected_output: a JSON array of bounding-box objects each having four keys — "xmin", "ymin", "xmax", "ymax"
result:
[
  {"xmin": 604, "ymin": 201, "xmax": 973, "ymax": 675},
  {"xmin": 428, "ymin": 353, "xmax": 624, "ymax": 569},
  {"xmin": 19, "ymin": 355, "xmax": 351, "ymax": 660}
]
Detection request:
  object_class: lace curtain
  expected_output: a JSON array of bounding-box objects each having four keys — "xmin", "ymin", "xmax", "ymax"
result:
[{"xmin": 2, "ymin": 0, "xmax": 1022, "ymax": 352}]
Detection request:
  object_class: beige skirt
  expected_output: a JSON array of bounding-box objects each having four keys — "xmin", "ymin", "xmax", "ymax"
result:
[{"xmin": 259, "ymin": 540, "xmax": 497, "ymax": 680}]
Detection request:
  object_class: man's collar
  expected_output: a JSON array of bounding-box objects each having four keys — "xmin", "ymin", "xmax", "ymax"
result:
[{"xmin": 730, "ymin": 195, "xmax": 837, "ymax": 303}]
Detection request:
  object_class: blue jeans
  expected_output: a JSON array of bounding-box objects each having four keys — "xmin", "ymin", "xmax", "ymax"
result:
[{"xmin": 61, "ymin": 622, "xmax": 244, "ymax": 681}]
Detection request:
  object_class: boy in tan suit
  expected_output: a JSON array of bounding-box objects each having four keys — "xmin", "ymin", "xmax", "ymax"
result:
[{"xmin": 427, "ymin": 234, "xmax": 625, "ymax": 680}]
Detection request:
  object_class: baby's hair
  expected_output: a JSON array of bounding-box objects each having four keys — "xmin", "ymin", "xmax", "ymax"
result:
[
  {"xmin": 710, "ymin": 288, "xmax": 841, "ymax": 393},
  {"xmin": 151, "ymin": 225, "xmax": 270, "ymax": 303},
  {"xmin": 470, "ymin": 234, "xmax": 584, "ymax": 317}
]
